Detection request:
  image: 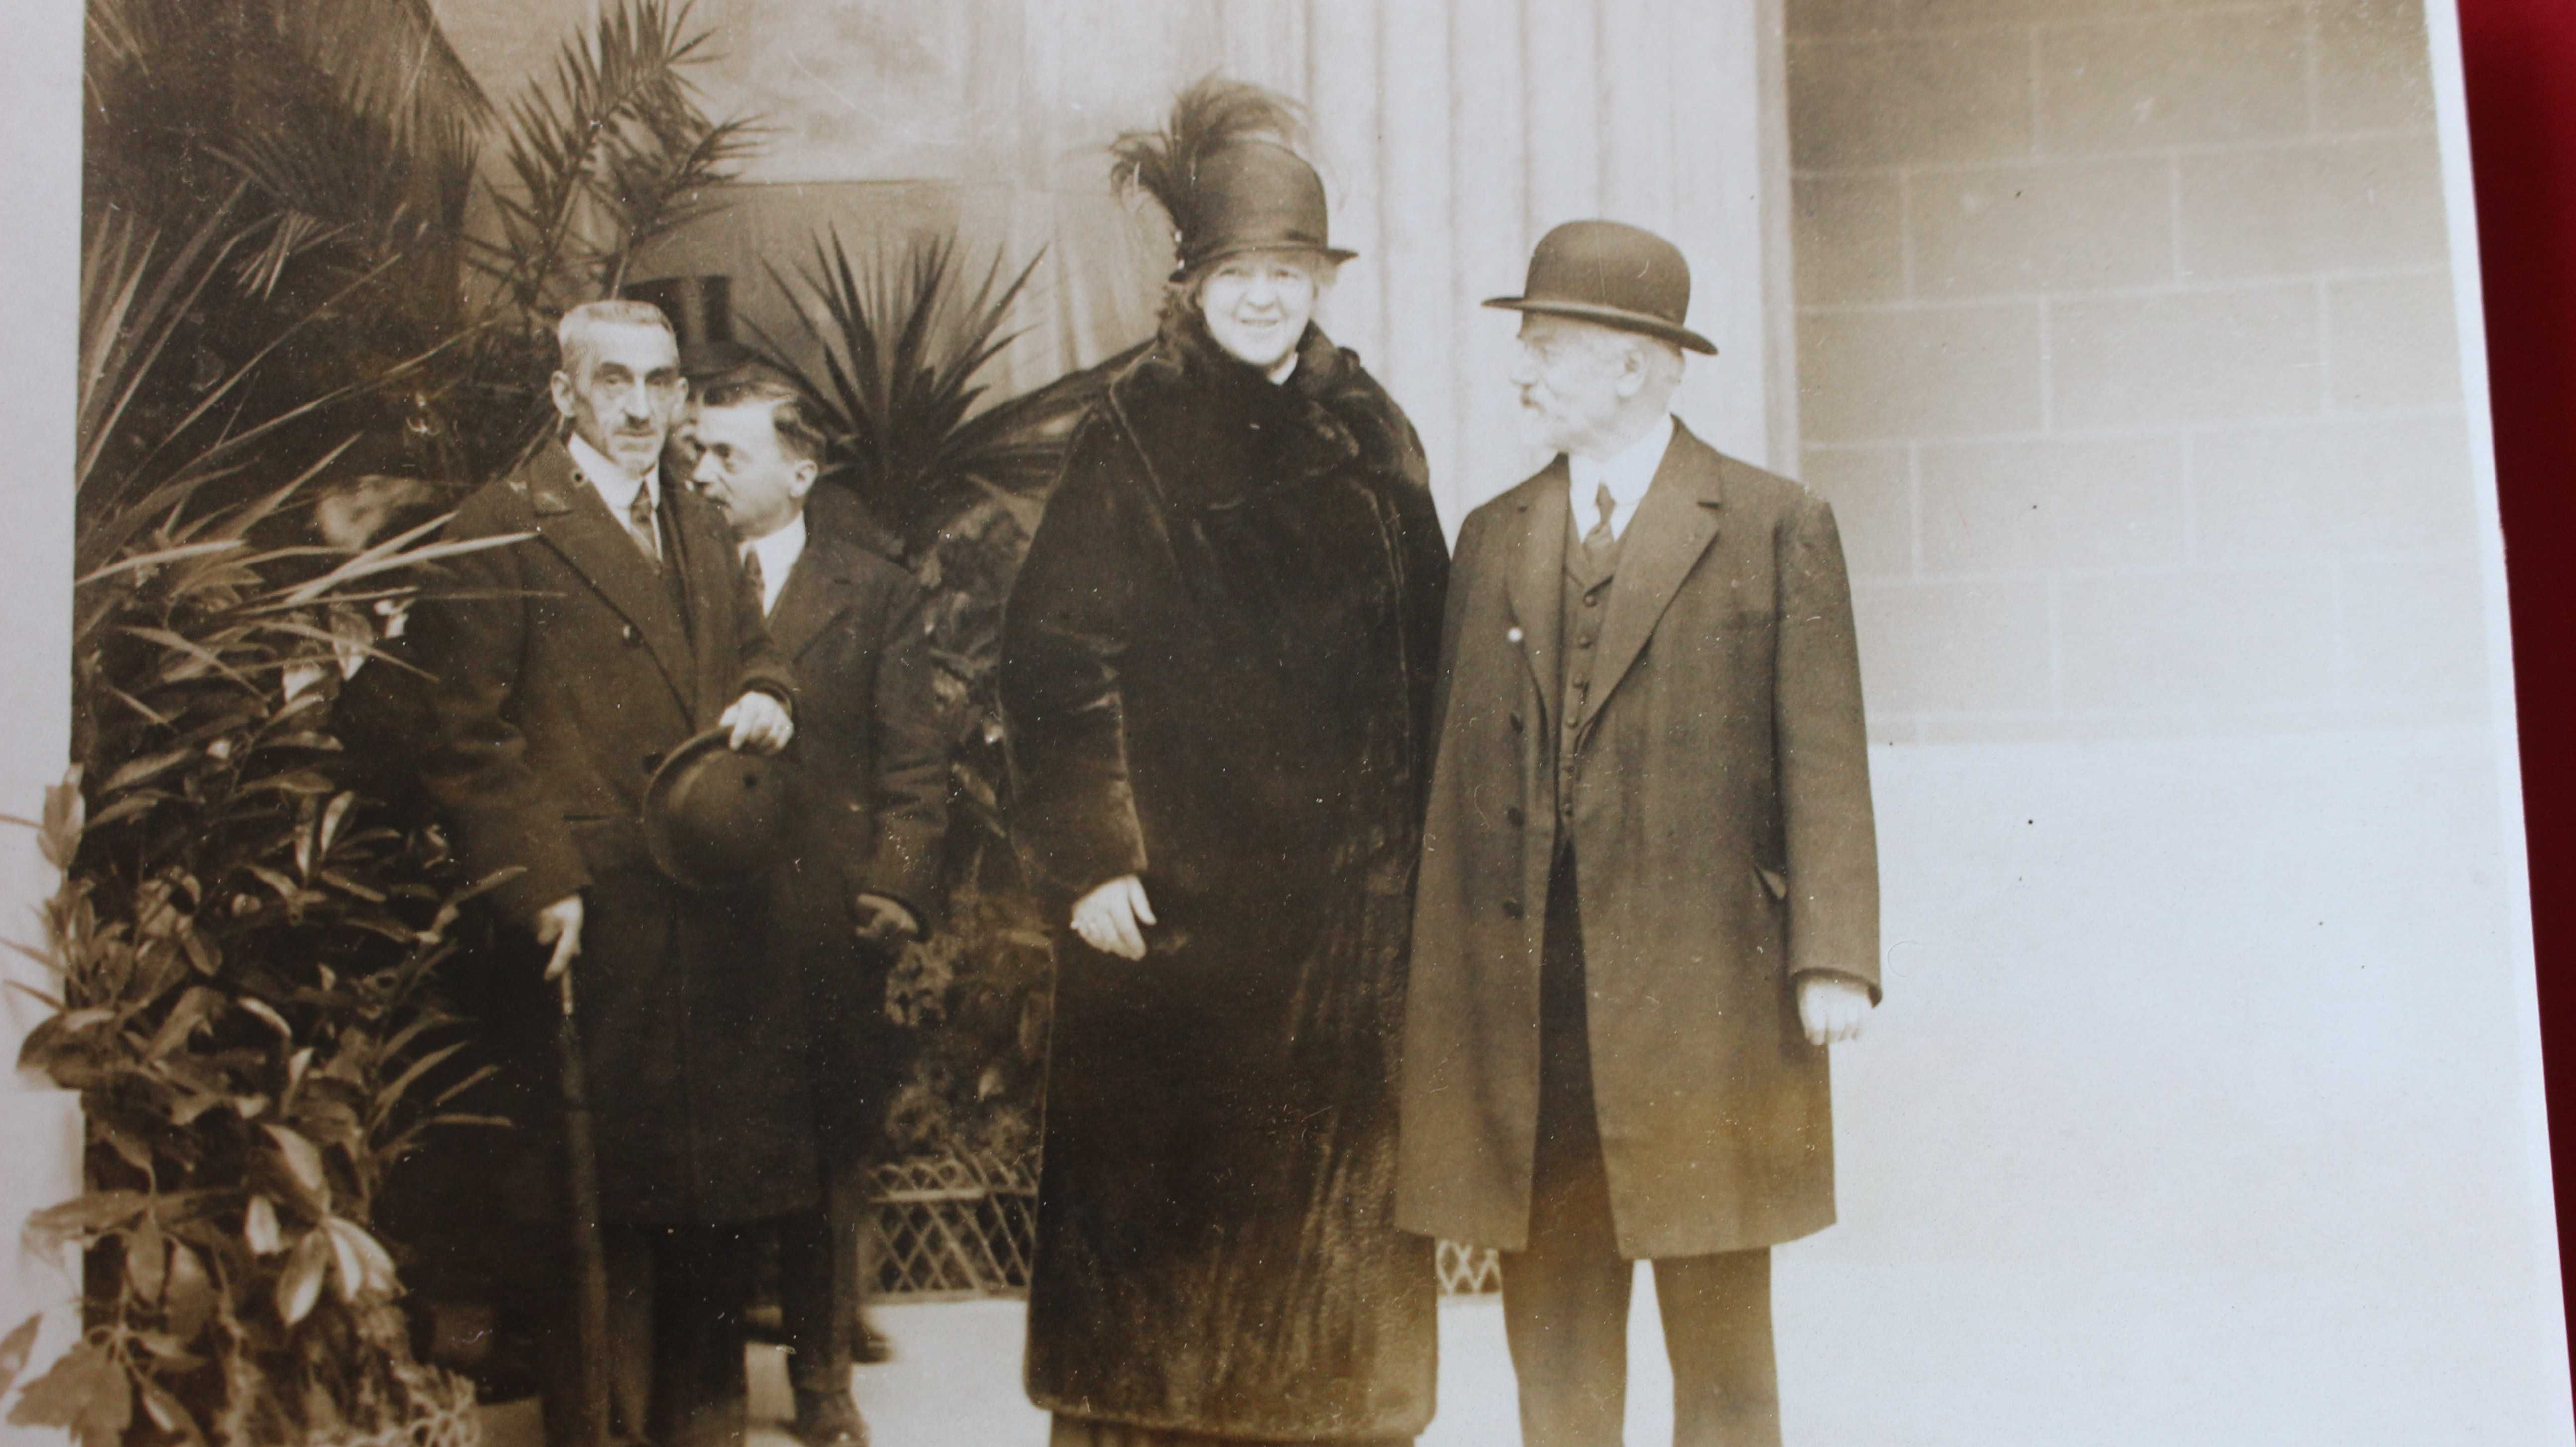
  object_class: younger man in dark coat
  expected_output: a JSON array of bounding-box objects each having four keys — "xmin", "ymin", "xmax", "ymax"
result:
[
  {"xmin": 411, "ymin": 300, "xmax": 804, "ymax": 1447},
  {"xmin": 692, "ymin": 374, "xmax": 949, "ymax": 1447}
]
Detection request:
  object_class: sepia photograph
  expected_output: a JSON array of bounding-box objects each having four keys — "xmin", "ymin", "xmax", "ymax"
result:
[{"xmin": 0, "ymin": 0, "xmax": 2565, "ymax": 1444}]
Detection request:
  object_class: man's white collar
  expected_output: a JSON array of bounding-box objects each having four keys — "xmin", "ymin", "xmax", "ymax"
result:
[
  {"xmin": 1568, "ymin": 413, "xmax": 1674, "ymax": 542},
  {"xmin": 740, "ymin": 511, "xmax": 807, "ymax": 616}
]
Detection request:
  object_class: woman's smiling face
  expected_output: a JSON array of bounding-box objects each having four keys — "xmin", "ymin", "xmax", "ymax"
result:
[{"xmin": 1198, "ymin": 249, "xmax": 1326, "ymax": 373}]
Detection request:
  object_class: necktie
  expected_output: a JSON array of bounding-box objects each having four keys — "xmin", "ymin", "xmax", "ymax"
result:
[
  {"xmin": 626, "ymin": 484, "xmax": 661, "ymax": 569},
  {"xmin": 741, "ymin": 547, "xmax": 766, "ymax": 615},
  {"xmin": 1582, "ymin": 481, "xmax": 1618, "ymax": 569}
]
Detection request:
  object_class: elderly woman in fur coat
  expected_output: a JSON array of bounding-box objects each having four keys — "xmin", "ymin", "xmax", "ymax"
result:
[{"xmin": 999, "ymin": 80, "xmax": 1451, "ymax": 1447}]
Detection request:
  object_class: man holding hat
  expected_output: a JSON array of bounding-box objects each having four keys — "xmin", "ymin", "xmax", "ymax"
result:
[
  {"xmin": 1394, "ymin": 221, "xmax": 1882, "ymax": 1447},
  {"xmin": 412, "ymin": 298, "xmax": 807, "ymax": 1447},
  {"xmin": 691, "ymin": 372, "xmax": 950, "ymax": 1447}
]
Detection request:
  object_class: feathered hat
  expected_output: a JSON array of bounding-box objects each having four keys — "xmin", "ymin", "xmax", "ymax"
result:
[{"xmin": 1112, "ymin": 76, "xmax": 1354, "ymax": 278}]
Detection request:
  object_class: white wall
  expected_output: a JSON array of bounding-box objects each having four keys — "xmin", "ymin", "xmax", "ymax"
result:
[{"xmin": 0, "ymin": 2, "xmax": 91, "ymax": 1434}]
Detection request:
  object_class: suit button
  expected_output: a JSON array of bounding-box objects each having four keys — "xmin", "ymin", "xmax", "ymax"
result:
[
  {"xmin": 622, "ymin": 624, "xmax": 641, "ymax": 645},
  {"xmin": 1505, "ymin": 806, "xmax": 1526, "ymax": 826},
  {"xmin": 1501, "ymin": 899, "xmax": 1523, "ymax": 920},
  {"xmin": 1578, "ymin": 637, "xmax": 1594, "ymax": 650},
  {"xmin": 1509, "ymin": 712, "xmax": 1525, "ymax": 733},
  {"xmin": 1583, "ymin": 594, "xmax": 1600, "ymax": 608}
]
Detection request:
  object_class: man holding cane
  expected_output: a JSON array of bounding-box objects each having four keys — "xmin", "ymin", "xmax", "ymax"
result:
[{"xmin": 414, "ymin": 299, "xmax": 807, "ymax": 1447}]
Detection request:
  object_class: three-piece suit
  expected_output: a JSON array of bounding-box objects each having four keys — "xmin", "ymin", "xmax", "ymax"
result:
[{"xmin": 1395, "ymin": 419, "xmax": 1881, "ymax": 1446}]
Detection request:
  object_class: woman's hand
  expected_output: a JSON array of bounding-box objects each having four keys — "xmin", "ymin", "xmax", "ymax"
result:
[{"xmin": 1070, "ymin": 874, "xmax": 1156, "ymax": 960}]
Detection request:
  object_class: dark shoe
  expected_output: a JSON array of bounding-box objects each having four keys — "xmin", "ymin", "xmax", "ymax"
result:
[{"xmin": 790, "ymin": 1388, "xmax": 868, "ymax": 1447}]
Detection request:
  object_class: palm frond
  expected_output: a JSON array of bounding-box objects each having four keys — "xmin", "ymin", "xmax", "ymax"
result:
[
  {"xmin": 752, "ymin": 232, "xmax": 1063, "ymax": 544},
  {"xmin": 272, "ymin": 0, "xmax": 495, "ymax": 140},
  {"xmin": 479, "ymin": 0, "xmax": 756, "ymax": 317}
]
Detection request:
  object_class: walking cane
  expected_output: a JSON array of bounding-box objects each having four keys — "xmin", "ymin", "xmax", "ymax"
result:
[{"xmin": 554, "ymin": 952, "xmax": 614, "ymax": 1447}]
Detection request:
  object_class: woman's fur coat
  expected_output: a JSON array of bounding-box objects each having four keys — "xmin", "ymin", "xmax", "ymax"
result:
[{"xmin": 1001, "ymin": 314, "xmax": 1450, "ymax": 1439}]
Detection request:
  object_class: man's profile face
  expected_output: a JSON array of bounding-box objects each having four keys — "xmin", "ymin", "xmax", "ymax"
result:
[
  {"xmin": 691, "ymin": 401, "xmax": 814, "ymax": 543},
  {"xmin": 1508, "ymin": 314, "xmax": 1632, "ymax": 458},
  {"xmin": 552, "ymin": 321, "xmax": 684, "ymax": 480}
]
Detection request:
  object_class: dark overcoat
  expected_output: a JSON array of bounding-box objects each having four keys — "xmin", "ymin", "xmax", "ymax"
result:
[
  {"xmin": 413, "ymin": 440, "xmax": 817, "ymax": 1226},
  {"xmin": 1393, "ymin": 423, "xmax": 1881, "ymax": 1261},
  {"xmin": 1000, "ymin": 320, "xmax": 1449, "ymax": 1440},
  {"xmin": 762, "ymin": 531, "xmax": 948, "ymax": 1155}
]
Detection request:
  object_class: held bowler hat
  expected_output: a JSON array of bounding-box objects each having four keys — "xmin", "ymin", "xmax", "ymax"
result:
[
  {"xmin": 642, "ymin": 724, "xmax": 798, "ymax": 891},
  {"xmin": 1483, "ymin": 219, "xmax": 1717, "ymax": 355},
  {"xmin": 1178, "ymin": 140, "xmax": 1357, "ymax": 273}
]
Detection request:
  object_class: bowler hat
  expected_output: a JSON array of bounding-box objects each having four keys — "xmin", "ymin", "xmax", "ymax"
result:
[
  {"xmin": 1483, "ymin": 220, "xmax": 1716, "ymax": 355},
  {"xmin": 642, "ymin": 725, "xmax": 797, "ymax": 891},
  {"xmin": 1178, "ymin": 141, "xmax": 1357, "ymax": 275},
  {"xmin": 622, "ymin": 274, "xmax": 755, "ymax": 380}
]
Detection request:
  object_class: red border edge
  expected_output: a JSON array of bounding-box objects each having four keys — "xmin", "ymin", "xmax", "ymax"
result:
[{"xmin": 2459, "ymin": 0, "xmax": 2576, "ymax": 1408}]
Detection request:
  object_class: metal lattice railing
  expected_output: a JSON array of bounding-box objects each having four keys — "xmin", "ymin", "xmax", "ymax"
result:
[
  {"xmin": 1436, "ymin": 1239, "xmax": 1503, "ymax": 1295},
  {"xmin": 864, "ymin": 1153, "xmax": 1505, "ymax": 1300},
  {"xmin": 866, "ymin": 1153, "xmax": 1039, "ymax": 1301}
]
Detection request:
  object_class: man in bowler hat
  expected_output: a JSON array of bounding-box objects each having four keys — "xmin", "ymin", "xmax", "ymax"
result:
[
  {"xmin": 411, "ymin": 299, "xmax": 807, "ymax": 1447},
  {"xmin": 1394, "ymin": 221, "xmax": 1882, "ymax": 1446},
  {"xmin": 691, "ymin": 373, "xmax": 950, "ymax": 1447}
]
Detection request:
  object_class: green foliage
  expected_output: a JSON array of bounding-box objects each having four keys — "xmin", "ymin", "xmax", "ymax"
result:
[
  {"xmin": 13, "ymin": 0, "xmax": 761, "ymax": 1431},
  {"xmin": 475, "ymin": 0, "xmax": 763, "ymax": 321},
  {"xmin": 754, "ymin": 234, "xmax": 1046, "ymax": 548},
  {"xmin": 8, "ymin": 145, "xmax": 532, "ymax": 1434}
]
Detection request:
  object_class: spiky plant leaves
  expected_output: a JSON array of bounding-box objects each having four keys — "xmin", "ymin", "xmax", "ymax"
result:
[
  {"xmin": 754, "ymin": 231, "xmax": 1059, "ymax": 544},
  {"xmin": 476, "ymin": 0, "xmax": 756, "ymax": 319}
]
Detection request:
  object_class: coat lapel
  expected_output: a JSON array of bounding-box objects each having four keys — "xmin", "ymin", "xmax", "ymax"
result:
[
  {"xmin": 672, "ymin": 487, "xmax": 750, "ymax": 721},
  {"xmin": 525, "ymin": 443, "xmax": 694, "ymax": 713},
  {"xmin": 766, "ymin": 538, "xmax": 859, "ymax": 662},
  {"xmin": 1586, "ymin": 423, "xmax": 1725, "ymax": 724},
  {"xmin": 1504, "ymin": 459, "xmax": 1571, "ymax": 726}
]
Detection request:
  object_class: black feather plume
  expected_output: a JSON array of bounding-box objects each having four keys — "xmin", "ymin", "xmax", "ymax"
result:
[{"xmin": 1109, "ymin": 75, "xmax": 1308, "ymax": 243}]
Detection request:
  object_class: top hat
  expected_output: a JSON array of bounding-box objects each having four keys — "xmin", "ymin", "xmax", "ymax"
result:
[
  {"xmin": 642, "ymin": 725, "xmax": 798, "ymax": 892},
  {"xmin": 1483, "ymin": 220, "xmax": 1717, "ymax": 355},
  {"xmin": 622, "ymin": 274, "xmax": 756, "ymax": 380},
  {"xmin": 1176, "ymin": 141, "xmax": 1357, "ymax": 275}
]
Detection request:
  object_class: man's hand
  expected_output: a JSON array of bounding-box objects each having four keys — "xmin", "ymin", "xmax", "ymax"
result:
[
  {"xmin": 1797, "ymin": 974, "xmax": 1872, "ymax": 1046},
  {"xmin": 854, "ymin": 893, "xmax": 920, "ymax": 945},
  {"xmin": 720, "ymin": 690, "xmax": 793, "ymax": 754},
  {"xmin": 1069, "ymin": 874, "xmax": 1155, "ymax": 960},
  {"xmin": 535, "ymin": 894, "xmax": 584, "ymax": 1013}
]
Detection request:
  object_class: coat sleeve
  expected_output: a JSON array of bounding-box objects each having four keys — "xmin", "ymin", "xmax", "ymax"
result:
[
  {"xmin": 998, "ymin": 415, "xmax": 1152, "ymax": 902},
  {"xmin": 1383, "ymin": 413, "xmax": 1454, "ymax": 791},
  {"xmin": 1775, "ymin": 491, "xmax": 1883, "ymax": 998},
  {"xmin": 410, "ymin": 501, "xmax": 591, "ymax": 929},
  {"xmin": 854, "ymin": 572, "xmax": 951, "ymax": 923}
]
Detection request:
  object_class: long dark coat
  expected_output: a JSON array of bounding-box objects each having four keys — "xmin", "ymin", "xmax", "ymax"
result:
[
  {"xmin": 762, "ymin": 531, "xmax": 948, "ymax": 1155},
  {"xmin": 413, "ymin": 440, "xmax": 817, "ymax": 1226},
  {"xmin": 1394, "ymin": 423, "xmax": 1882, "ymax": 1261},
  {"xmin": 1000, "ymin": 319, "xmax": 1450, "ymax": 1440}
]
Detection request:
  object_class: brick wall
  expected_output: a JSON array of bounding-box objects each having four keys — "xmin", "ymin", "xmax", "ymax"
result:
[{"xmin": 1786, "ymin": 0, "xmax": 2478, "ymax": 744}]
